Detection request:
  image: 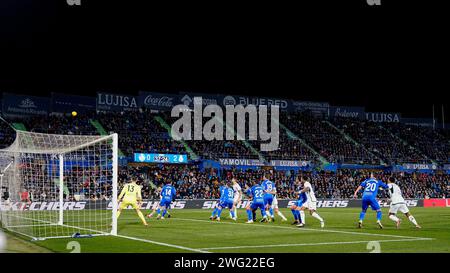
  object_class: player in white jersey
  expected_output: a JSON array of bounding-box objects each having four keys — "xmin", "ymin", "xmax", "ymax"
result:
[
  {"xmin": 386, "ymin": 177, "xmax": 421, "ymax": 229},
  {"xmin": 230, "ymin": 178, "xmax": 242, "ymax": 220},
  {"xmin": 270, "ymin": 188, "xmax": 287, "ymax": 221},
  {"xmin": 295, "ymin": 176, "xmax": 325, "ymax": 228}
]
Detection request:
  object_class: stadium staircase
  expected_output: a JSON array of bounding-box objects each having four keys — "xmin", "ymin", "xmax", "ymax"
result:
[
  {"xmin": 379, "ymin": 125, "xmax": 436, "ymax": 165},
  {"xmin": 89, "ymin": 119, "xmax": 125, "ymax": 157},
  {"xmin": 324, "ymin": 120, "xmax": 386, "ymax": 165},
  {"xmin": 276, "ymin": 119, "xmax": 329, "ymax": 165},
  {"xmin": 153, "ymin": 116, "xmax": 199, "ymax": 160},
  {"xmin": 12, "ymin": 122, "xmax": 27, "ymax": 131},
  {"xmin": 218, "ymin": 117, "xmax": 266, "ymax": 162}
]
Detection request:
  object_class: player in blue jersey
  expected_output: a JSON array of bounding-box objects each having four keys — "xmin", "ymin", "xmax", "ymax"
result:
[
  {"xmin": 245, "ymin": 181, "xmax": 268, "ymax": 223},
  {"xmin": 353, "ymin": 173, "xmax": 389, "ymax": 229},
  {"xmin": 215, "ymin": 182, "xmax": 236, "ymax": 221},
  {"xmin": 290, "ymin": 182, "xmax": 308, "ymax": 225},
  {"xmin": 210, "ymin": 181, "xmax": 227, "ymax": 220},
  {"xmin": 156, "ymin": 181, "xmax": 176, "ymax": 220},
  {"xmin": 261, "ymin": 174, "xmax": 276, "ymax": 222}
]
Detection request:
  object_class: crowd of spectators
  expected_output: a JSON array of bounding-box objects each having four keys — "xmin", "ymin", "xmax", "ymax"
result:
[
  {"xmin": 332, "ymin": 117, "xmax": 429, "ymax": 165},
  {"xmin": 114, "ymin": 165, "xmax": 449, "ymax": 200}
]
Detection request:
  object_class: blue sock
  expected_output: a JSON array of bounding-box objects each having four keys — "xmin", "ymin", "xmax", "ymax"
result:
[
  {"xmin": 211, "ymin": 208, "xmax": 218, "ymax": 217},
  {"xmin": 157, "ymin": 208, "xmax": 161, "ymax": 215},
  {"xmin": 291, "ymin": 209, "xmax": 298, "ymax": 220},
  {"xmin": 261, "ymin": 209, "xmax": 266, "ymax": 218},
  {"xmin": 295, "ymin": 210, "xmax": 301, "ymax": 221},
  {"xmin": 217, "ymin": 209, "xmax": 223, "ymax": 218},
  {"xmin": 359, "ymin": 211, "xmax": 366, "ymax": 221},
  {"xmin": 269, "ymin": 208, "xmax": 274, "ymax": 217},
  {"xmin": 247, "ymin": 210, "xmax": 253, "ymax": 221},
  {"xmin": 376, "ymin": 211, "xmax": 382, "ymax": 221},
  {"xmin": 162, "ymin": 209, "xmax": 167, "ymax": 217},
  {"xmin": 230, "ymin": 210, "xmax": 235, "ymax": 218}
]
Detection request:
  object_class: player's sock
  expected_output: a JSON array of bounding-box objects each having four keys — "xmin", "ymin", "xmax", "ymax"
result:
[
  {"xmin": 291, "ymin": 209, "xmax": 298, "ymax": 220},
  {"xmin": 277, "ymin": 211, "xmax": 287, "ymax": 221},
  {"xmin": 389, "ymin": 214, "xmax": 400, "ymax": 222},
  {"xmin": 269, "ymin": 208, "xmax": 274, "ymax": 218},
  {"xmin": 408, "ymin": 215, "xmax": 418, "ymax": 226},
  {"xmin": 299, "ymin": 211, "xmax": 305, "ymax": 224},
  {"xmin": 311, "ymin": 212, "xmax": 323, "ymax": 222},
  {"xmin": 137, "ymin": 210, "xmax": 147, "ymax": 225},
  {"xmin": 230, "ymin": 210, "xmax": 235, "ymax": 219},
  {"xmin": 217, "ymin": 208, "xmax": 223, "ymax": 218},
  {"xmin": 246, "ymin": 209, "xmax": 253, "ymax": 221},
  {"xmin": 211, "ymin": 208, "xmax": 218, "ymax": 217},
  {"xmin": 261, "ymin": 209, "xmax": 267, "ymax": 218},
  {"xmin": 252, "ymin": 209, "xmax": 256, "ymax": 221},
  {"xmin": 116, "ymin": 210, "xmax": 121, "ymax": 218},
  {"xmin": 234, "ymin": 208, "xmax": 238, "ymax": 219},
  {"xmin": 156, "ymin": 208, "xmax": 161, "ymax": 215},
  {"xmin": 376, "ymin": 211, "xmax": 382, "ymax": 221},
  {"xmin": 162, "ymin": 209, "xmax": 167, "ymax": 217},
  {"xmin": 359, "ymin": 211, "xmax": 366, "ymax": 221}
]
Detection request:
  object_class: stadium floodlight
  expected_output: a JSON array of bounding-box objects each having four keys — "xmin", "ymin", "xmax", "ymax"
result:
[{"xmin": 0, "ymin": 130, "xmax": 118, "ymax": 241}]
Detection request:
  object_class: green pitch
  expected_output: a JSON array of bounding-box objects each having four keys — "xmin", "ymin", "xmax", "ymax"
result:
[{"xmin": 6, "ymin": 207, "xmax": 450, "ymax": 253}]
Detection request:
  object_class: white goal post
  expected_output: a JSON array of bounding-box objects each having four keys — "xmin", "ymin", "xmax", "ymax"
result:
[{"xmin": 0, "ymin": 130, "xmax": 118, "ymax": 240}]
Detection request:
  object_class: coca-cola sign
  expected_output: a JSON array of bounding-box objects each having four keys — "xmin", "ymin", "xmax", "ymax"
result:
[{"xmin": 140, "ymin": 91, "xmax": 179, "ymax": 110}]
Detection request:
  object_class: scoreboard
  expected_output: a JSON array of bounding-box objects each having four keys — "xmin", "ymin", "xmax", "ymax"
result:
[{"xmin": 133, "ymin": 153, "xmax": 188, "ymax": 164}]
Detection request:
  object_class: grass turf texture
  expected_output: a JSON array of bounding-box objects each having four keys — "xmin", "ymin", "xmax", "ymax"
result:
[{"xmin": 5, "ymin": 207, "xmax": 450, "ymax": 253}]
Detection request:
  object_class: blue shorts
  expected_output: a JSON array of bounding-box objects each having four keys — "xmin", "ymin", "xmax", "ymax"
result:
[
  {"xmin": 295, "ymin": 200, "xmax": 304, "ymax": 207},
  {"xmin": 264, "ymin": 194, "xmax": 273, "ymax": 206},
  {"xmin": 361, "ymin": 197, "xmax": 380, "ymax": 212},
  {"xmin": 219, "ymin": 200, "xmax": 233, "ymax": 209},
  {"xmin": 159, "ymin": 199, "xmax": 172, "ymax": 208},
  {"xmin": 250, "ymin": 202, "xmax": 265, "ymax": 211}
]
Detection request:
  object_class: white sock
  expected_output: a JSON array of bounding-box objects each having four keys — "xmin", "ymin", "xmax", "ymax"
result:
[
  {"xmin": 389, "ymin": 215, "xmax": 400, "ymax": 222},
  {"xmin": 312, "ymin": 212, "xmax": 323, "ymax": 222},
  {"xmin": 277, "ymin": 210, "xmax": 287, "ymax": 221},
  {"xmin": 408, "ymin": 215, "xmax": 418, "ymax": 226},
  {"xmin": 300, "ymin": 211, "xmax": 306, "ymax": 224}
]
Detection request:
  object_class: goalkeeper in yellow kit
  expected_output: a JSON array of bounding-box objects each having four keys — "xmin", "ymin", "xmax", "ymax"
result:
[{"xmin": 117, "ymin": 178, "xmax": 148, "ymax": 226}]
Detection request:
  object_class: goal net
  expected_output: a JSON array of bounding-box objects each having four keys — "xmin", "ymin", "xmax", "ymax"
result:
[{"xmin": 0, "ymin": 130, "xmax": 118, "ymax": 240}]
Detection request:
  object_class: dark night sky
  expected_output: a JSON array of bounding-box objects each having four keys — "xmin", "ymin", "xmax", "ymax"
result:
[{"xmin": 0, "ymin": 0, "xmax": 448, "ymax": 120}]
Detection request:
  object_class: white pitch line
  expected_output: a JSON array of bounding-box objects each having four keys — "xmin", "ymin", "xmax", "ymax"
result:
[
  {"xmin": 7, "ymin": 214, "xmax": 209, "ymax": 253},
  {"xmin": 171, "ymin": 217, "xmax": 434, "ymax": 240},
  {"xmin": 114, "ymin": 234, "xmax": 210, "ymax": 253},
  {"xmin": 199, "ymin": 238, "xmax": 433, "ymax": 251}
]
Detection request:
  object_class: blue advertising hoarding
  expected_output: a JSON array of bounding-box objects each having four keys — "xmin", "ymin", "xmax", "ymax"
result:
[
  {"xmin": 329, "ymin": 106, "xmax": 365, "ymax": 119},
  {"xmin": 139, "ymin": 91, "xmax": 180, "ymax": 110},
  {"xmin": 134, "ymin": 153, "xmax": 188, "ymax": 164},
  {"xmin": 52, "ymin": 93, "xmax": 96, "ymax": 113},
  {"xmin": 2, "ymin": 93, "xmax": 50, "ymax": 116},
  {"xmin": 96, "ymin": 92, "xmax": 140, "ymax": 112}
]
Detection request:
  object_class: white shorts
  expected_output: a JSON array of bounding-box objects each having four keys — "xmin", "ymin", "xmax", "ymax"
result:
[
  {"xmin": 233, "ymin": 194, "xmax": 242, "ymax": 205},
  {"xmin": 301, "ymin": 200, "xmax": 317, "ymax": 211},
  {"xmin": 272, "ymin": 196, "xmax": 279, "ymax": 209},
  {"xmin": 389, "ymin": 203, "xmax": 409, "ymax": 214}
]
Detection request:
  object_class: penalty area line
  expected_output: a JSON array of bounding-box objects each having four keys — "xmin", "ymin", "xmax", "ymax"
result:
[
  {"xmin": 171, "ymin": 217, "xmax": 434, "ymax": 241},
  {"xmin": 114, "ymin": 234, "xmax": 211, "ymax": 253},
  {"xmin": 199, "ymin": 238, "xmax": 433, "ymax": 251}
]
